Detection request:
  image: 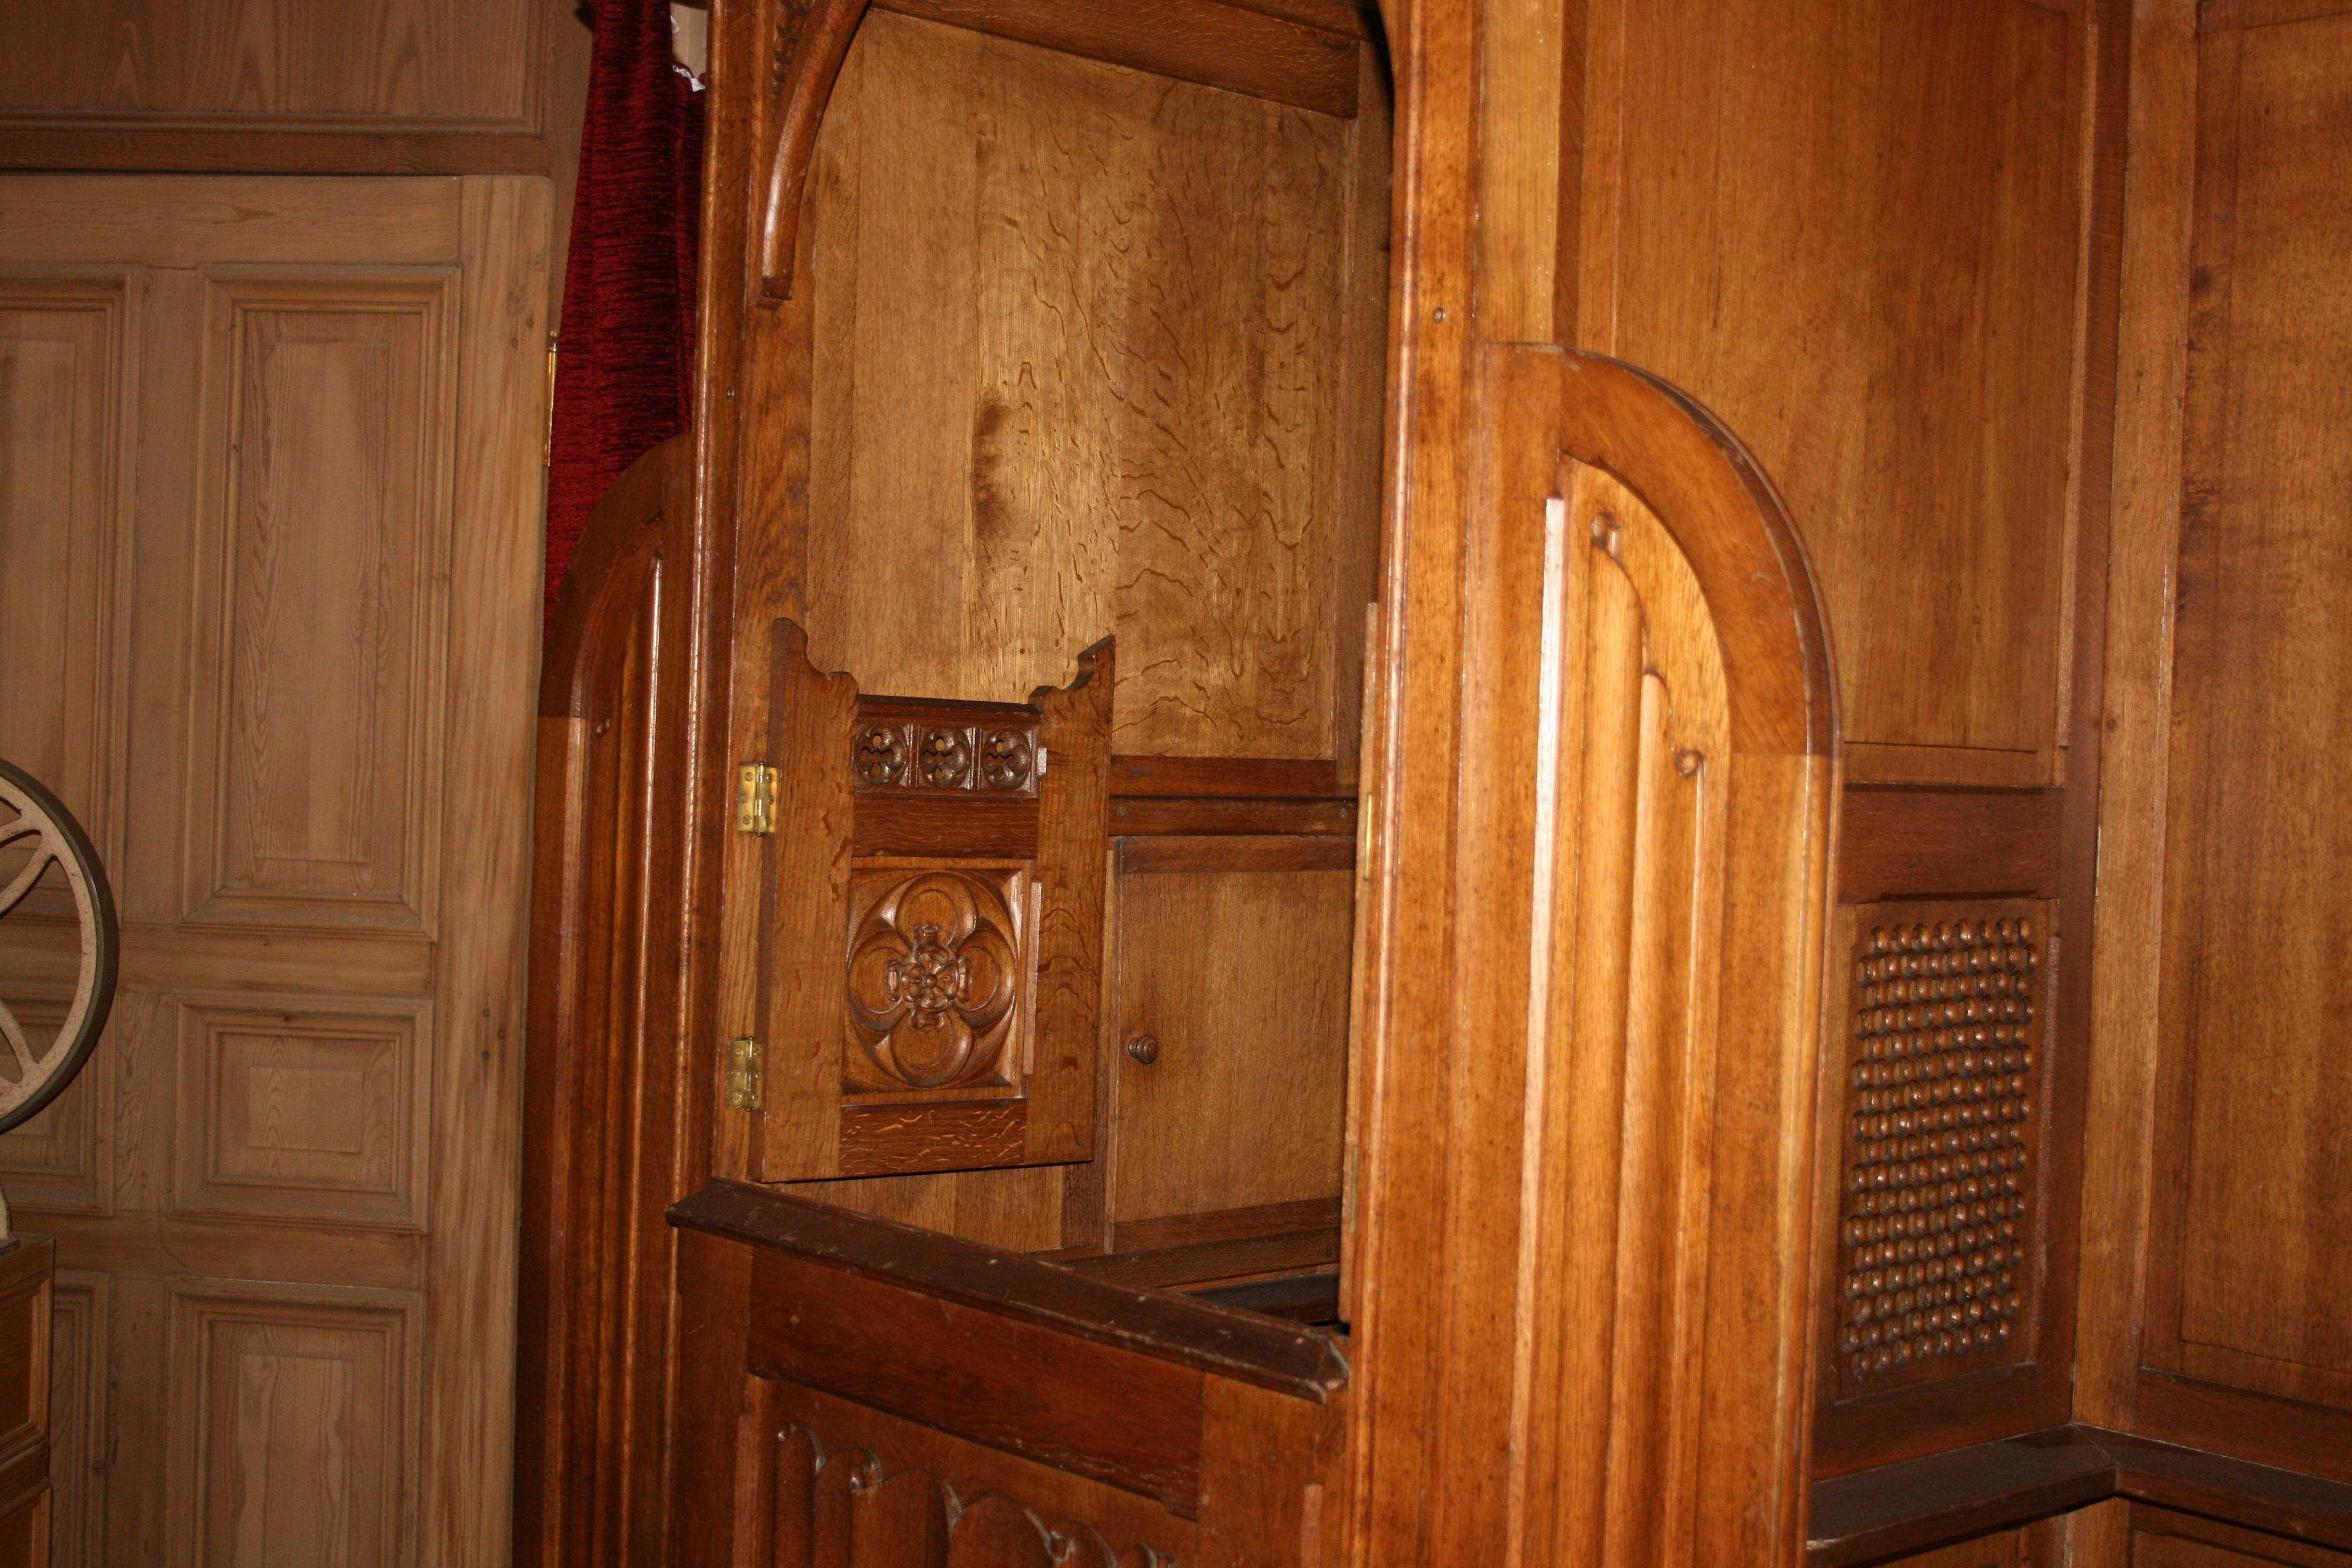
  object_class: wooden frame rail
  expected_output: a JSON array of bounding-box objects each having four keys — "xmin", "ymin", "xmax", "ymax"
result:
[
  {"xmin": 1808, "ymin": 1425, "xmax": 2352, "ymax": 1567},
  {"xmin": 670, "ymin": 1180, "xmax": 1349, "ymax": 1531},
  {"xmin": 670, "ymin": 1180, "xmax": 1347, "ymax": 1400}
]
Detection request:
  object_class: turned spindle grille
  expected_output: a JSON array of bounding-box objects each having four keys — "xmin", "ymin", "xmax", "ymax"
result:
[{"xmin": 1835, "ymin": 902, "xmax": 2045, "ymax": 1394}]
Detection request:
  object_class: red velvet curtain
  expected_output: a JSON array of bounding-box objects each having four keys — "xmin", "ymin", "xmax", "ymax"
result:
[{"xmin": 544, "ymin": 0, "xmax": 707, "ymax": 619}]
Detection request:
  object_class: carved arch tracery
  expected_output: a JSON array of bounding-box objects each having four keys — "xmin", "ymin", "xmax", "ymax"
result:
[{"xmin": 768, "ymin": 1423, "xmax": 1178, "ymax": 1568}]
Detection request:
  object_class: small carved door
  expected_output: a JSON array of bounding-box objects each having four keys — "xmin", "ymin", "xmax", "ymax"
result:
[{"xmin": 744, "ymin": 623, "xmax": 1112, "ymax": 1181}]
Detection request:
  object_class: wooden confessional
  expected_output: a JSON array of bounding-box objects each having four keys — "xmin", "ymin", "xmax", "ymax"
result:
[
  {"xmin": 520, "ymin": 1, "xmax": 2352, "ymax": 1566},
  {"xmin": 520, "ymin": 0, "xmax": 1838, "ymax": 1561}
]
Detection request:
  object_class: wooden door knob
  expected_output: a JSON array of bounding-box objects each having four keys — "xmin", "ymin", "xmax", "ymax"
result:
[{"xmin": 1124, "ymin": 1033, "xmax": 1160, "ymax": 1065}]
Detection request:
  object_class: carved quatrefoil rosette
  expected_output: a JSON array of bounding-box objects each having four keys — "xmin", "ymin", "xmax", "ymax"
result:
[
  {"xmin": 920, "ymin": 727, "xmax": 973, "ymax": 788},
  {"xmin": 854, "ymin": 724, "xmax": 909, "ymax": 786},
  {"xmin": 845, "ymin": 869, "xmax": 1027, "ymax": 1091},
  {"xmin": 980, "ymin": 728, "xmax": 1034, "ymax": 789}
]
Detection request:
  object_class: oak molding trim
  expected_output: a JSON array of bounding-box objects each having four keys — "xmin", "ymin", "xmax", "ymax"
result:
[
  {"xmin": 1806, "ymin": 1423, "xmax": 2352, "ymax": 1567},
  {"xmin": 755, "ymin": 0, "xmax": 869, "ymax": 303},
  {"xmin": 667, "ymin": 1179, "xmax": 1350, "ymax": 1400},
  {"xmin": 1558, "ymin": 350, "xmax": 1838, "ymax": 759}
]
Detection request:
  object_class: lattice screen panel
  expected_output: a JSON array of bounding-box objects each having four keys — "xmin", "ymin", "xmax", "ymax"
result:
[{"xmin": 1832, "ymin": 900, "xmax": 2050, "ymax": 1398}]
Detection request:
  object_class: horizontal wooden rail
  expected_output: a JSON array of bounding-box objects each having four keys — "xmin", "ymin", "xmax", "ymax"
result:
[
  {"xmin": 1808, "ymin": 1423, "xmax": 2352, "ymax": 1566},
  {"xmin": 669, "ymin": 1180, "xmax": 1348, "ymax": 1400}
]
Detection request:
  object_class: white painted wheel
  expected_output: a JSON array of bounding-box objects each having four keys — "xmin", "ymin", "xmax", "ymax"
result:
[{"xmin": 0, "ymin": 759, "xmax": 117, "ymax": 1134}]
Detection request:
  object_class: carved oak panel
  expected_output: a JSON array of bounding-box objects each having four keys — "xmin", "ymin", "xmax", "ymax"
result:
[
  {"xmin": 745, "ymin": 1376, "xmax": 1192, "ymax": 1568},
  {"xmin": 844, "ymin": 861, "xmax": 1034, "ymax": 1096},
  {"xmin": 753, "ymin": 624, "xmax": 1108, "ymax": 1179},
  {"xmin": 771, "ymin": 1425, "xmax": 1172, "ymax": 1568},
  {"xmin": 854, "ymin": 720, "xmax": 1039, "ymax": 794}
]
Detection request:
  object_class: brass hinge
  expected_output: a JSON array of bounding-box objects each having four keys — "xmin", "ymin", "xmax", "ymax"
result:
[
  {"xmin": 724, "ymin": 1037, "xmax": 763, "ymax": 1111},
  {"xmin": 734, "ymin": 762, "xmax": 779, "ymax": 835}
]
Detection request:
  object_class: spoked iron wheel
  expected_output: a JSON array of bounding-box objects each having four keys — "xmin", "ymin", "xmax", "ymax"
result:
[{"xmin": 0, "ymin": 759, "xmax": 117, "ymax": 1135}]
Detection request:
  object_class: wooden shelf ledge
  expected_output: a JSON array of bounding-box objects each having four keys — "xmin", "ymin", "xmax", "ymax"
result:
[
  {"xmin": 1809, "ymin": 1424, "xmax": 2352, "ymax": 1567},
  {"xmin": 669, "ymin": 1180, "xmax": 1349, "ymax": 1401}
]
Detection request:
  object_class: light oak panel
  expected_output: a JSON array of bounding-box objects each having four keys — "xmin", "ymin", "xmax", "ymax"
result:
[
  {"xmin": 1108, "ymin": 858, "xmax": 1353, "ymax": 1223},
  {"xmin": 0, "ymin": 275, "xmax": 129, "ymax": 862},
  {"xmin": 0, "ymin": 923, "xmax": 435, "ymax": 1001},
  {"xmin": 171, "ymin": 996, "xmax": 429, "ymax": 1229},
  {"xmin": 0, "ymin": 174, "xmax": 547, "ymax": 1568},
  {"xmin": 2144, "ymin": 2, "xmax": 2352, "ymax": 1413},
  {"xmin": 0, "ymin": 0, "xmax": 541, "ymax": 129},
  {"xmin": 182, "ymin": 271, "xmax": 455, "ymax": 933},
  {"xmin": 1587, "ymin": 0, "xmax": 2085, "ymax": 777},
  {"xmin": 0, "ymin": 180, "xmax": 464, "ymax": 268},
  {"xmin": 48, "ymin": 1270, "xmax": 109, "ymax": 1568},
  {"xmin": 166, "ymin": 1282, "xmax": 420, "ymax": 1568},
  {"xmin": 792, "ymin": 9, "xmax": 1371, "ymax": 757}
]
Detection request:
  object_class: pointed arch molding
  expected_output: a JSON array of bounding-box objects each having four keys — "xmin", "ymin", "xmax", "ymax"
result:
[{"xmin": 754, "ymin": 0, "xmax": 870, "ymax": 304}]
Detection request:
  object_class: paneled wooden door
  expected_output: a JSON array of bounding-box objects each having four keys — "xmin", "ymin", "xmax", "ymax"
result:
[{"xmin": 0, "ymin": 175, "xmax": 549, "ymax": 1568}]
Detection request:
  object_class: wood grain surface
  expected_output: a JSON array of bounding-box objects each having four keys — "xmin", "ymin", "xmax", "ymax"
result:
[{"xmin": 0, "ymin": 174, "xmax": 547, "ymax": 1568}]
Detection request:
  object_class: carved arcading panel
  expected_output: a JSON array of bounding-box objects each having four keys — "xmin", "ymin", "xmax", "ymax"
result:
[
  {"xmin": 1835, "ymin": 903, "xmax": 2045, "ymax": 1396},
  {"xmin": 853, "ymin": 721, "xmax": 1038, "ymax": 794},
  {"xmin": 769, "ymin": 1423, "xmax": 1177, "ymax": 1568},
  {"xmin": 844, "ymin": 865, "xmax": 1033, "ymax": 1095}
]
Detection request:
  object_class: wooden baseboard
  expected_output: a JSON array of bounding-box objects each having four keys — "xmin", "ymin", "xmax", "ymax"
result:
[{"xmin": 1808, "ymin": 1424, "xmax": 2352, "ymax": 1567}]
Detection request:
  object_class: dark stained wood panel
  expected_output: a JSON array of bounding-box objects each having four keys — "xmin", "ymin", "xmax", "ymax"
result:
[
  {"xmin": 746, "ymin": 1379, "xmax": 1196, "ymax": 1568},
  {"xmin": 668, "ymin": 1181, "xmax": 1348, "ymax": 1397},
  {"xmin": 1839, "ymin": 789, "xmax": 2065, "ymax": 904},
  {"xmin": 2144, "ymin": 0, "xmax": 2352, "ymax": 1420},
  {"xmin": 1809, "ymin": 1427, "xmax": 2106, "ymax": 1567},
  {"xmin": 2131, "ymin": 1501, "xmax": 2352, "ymax": 1567}
]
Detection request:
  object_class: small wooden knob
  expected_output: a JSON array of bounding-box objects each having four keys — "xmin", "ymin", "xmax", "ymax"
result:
[{"xmin": 1125, "ymin": 1033, "xmax": 1160, "ymax": 1065}]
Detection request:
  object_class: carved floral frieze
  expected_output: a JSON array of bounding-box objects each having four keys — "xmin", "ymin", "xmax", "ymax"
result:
[{"xmin": 851, "ymin": 721, "xmax": 1037, "ymax": 794}]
